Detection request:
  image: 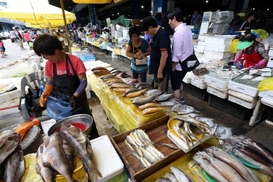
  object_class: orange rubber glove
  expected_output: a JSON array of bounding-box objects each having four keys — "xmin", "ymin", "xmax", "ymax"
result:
[{"xmin": 39, "ymin": 84, "xmax": 54, "ymax": 107}]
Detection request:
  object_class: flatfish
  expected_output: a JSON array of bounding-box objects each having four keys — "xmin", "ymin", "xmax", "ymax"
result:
[{"xmin": 172, "ymin": 104, "xmax": 195, "ymax": 115}]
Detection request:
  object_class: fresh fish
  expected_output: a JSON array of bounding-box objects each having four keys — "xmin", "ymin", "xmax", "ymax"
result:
[
  {"xmin": 187, "ymin": 160, "xmax": 208, "ymax": 182},
  {"xmin": 132, "ymin": 145, "xmax": 143, "ymax": 157},
  {"xmin": 193, "ymin": 153, "xmax": 228, "ymax": 182},
  {"xmin": 62, "ymin": 138, "xmax": 74, "ymax": 174},
  {"xmin": 135, "ymin": 129, "xmax": 154, "ymax": 145},
  {"xmin": 135, "ymin": 82, "xmax": 153, "ymax": 89},
  {"xmin": 140, "ymin": 147, "xmax": 158, "ymax": 164},
  {"xmin": 146, "ymin": 143, "xmax": 164, "ymax": 159},
  {"xmin": 138, "ymin": 102, "xmax": 160, "ymax": 110},
  {"xmin": 183, "ymin": 122, "xmax": 200, "ymax": 144},
  {"xmin": 122, "ymin": 88, "xmax": 140, "ymax": 97},
  {"xmin": 130, "ymin": 132, "xmax": 144, "ymax": 147},
  {"xmin": 142, "ymin": 107, "xmax": 164, "ymax": 115},
  {"xmin": 105, "ymin": 78, "xmax": 122, "ymax": 84},
  {"xmin": 5, "ymin": 145, "xmax": 25, "ymax": 182},
  {"xmin": 170, "ymin": 166, "xmax": 191, "ymax": 182},
  {"xmin": 205, "ymin": 146, "xmax": 260, "ymax": 182},
  {"xmin": 155, "ymin": 93, "xmax": 173, "ymax": 102},
  {"xmin": 126, "ymin": 89, "xmax": 148, "ymax": 98},
  {"xmin": 160, "ymin": 142, "xmax": 179, "ymax": 150},
  {"xmin": 100, "ymin": 74, "xmax": 115, "ymax": 80},
  {"xmin": 188, "ymin": 112, "xmax": 203, "ymax": 118},
  {"xmin": 214, "ymin": 125, "xmax": 233, "ymax": 140},
  {"xmin": 112, "ymin": 87, "xmax": 129, "ymax": 93},
  {"xmin": 91, "ymin": 67, "xmax": 108, "ymax": 71},
  {"xmin": 108, "ymin": 81, "xmax": 124, "ymax": 86},
  {"xmin": 0, "ymin": 132, "xmax": 21, "ymax": 165},
  {"xmin": 43, "ymin": 132, "xmax": 76, "ymax": 182},
  {"xmin": 196, "ymin": 151, "xmax": 245, "ymax": 182},
  {"xmin": 172, "ymin": 104, "xmax": 195, "ymax": 115},
  {"xmin": 20, "ymin": 125, "xmax": 41, "ymax": 150},
  {"xmin": 109, "ymin": 68, "xmax": 119, "ymax": 72},
  {"xmin": 232, "ymin": 147, "xmax": 273, "ymax": 177},
  {"xmin": 131, "ymin": 152, "xmax": 151, "ymax": 168},
  {"xmin": 132, "ymin": 95, "xmax": 155, "ymax": 105},
  {"xmin": 159, "ymin": 177, "xmax": 172, "ymax": 182},
  {"xmin": 60, "ymin": 124, "xmax": 102, "ymax": 181},
  {"xmin": 160, "ymin": 98, "xmax": 177, "ymax": 106},
  {"xmin": 109, "ymin": 82, "xmax": 131, "ymax": 88},
  {"xmin": 242, "ymin": 138, "xmax": 273, "ymax": 165},
  {"xmin": 145, "ymin": 89, "xmax": 163, "ymax": 96},
  {"xmin": 124, "ymin": 139, "xmax": 134, "ymax": 153},
  {"xmin": 126, "ymin": 135, "xmax": 137, "ymax": 146},
  {"xmin": 195, "ymin": 117, "xmax": 214, "ymax": 128},
  {"xmin": 36, "ymin": 144, "xmax": 56, "ymax": 182},
  {"xmin": 166, "ymin": 172, "xmax": 178, "ymax": 182}
]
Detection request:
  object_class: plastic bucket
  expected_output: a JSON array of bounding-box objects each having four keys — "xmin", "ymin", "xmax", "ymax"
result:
[{"xmin": 47, "ymin": 114, "xmax": 93, "ymax": 136}]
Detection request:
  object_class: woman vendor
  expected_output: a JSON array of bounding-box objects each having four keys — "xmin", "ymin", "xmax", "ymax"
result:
[
  {"xmin": 233, "ymin": 32, "xmax": 269, "ymax": 69},
  {"xmin": 33, "ymin": 34, "xmax": 99, "ymax": 139}
]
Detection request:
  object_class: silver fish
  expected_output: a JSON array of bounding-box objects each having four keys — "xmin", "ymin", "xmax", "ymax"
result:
[
  {"xmin": 195, "ymin": 117, "xmax": 215, "ymax": 128},
  {"xmin": 62, "ymin": 138, "xmax": 74, "ymax": 174},
  {"xmin": 0, "ymin": 132, "xmax": 21, "ymax": 165},
  {"xmin": 170, "ymin": 166, "xmax": 191, "ymax": 182},
  {"xmin": 122, "ymin": 88, "xmax": 140, "ymax": 97},
  {"xmin": 60, "ymin": 124, "xmax": 102, "ymax": 181},
  {"xmin": 172, "ymin": 104, "xmax": 195, "ymax": 115},
  {"xmin": 140, "ymin": 147, "xmax": 158, "ymax": 164},
  {"xmin": 132, "ymin": 95, "xmax": 155, "ymax": 105},
  {"xmin": 160, "ymin": 142, "xmax": 179, "ymax": 150},
  {"xmin": 155, "ymin": 93, "xmax": 173, "ymax": 102},
  {"xmin": 5, "ymin": 145, "xmax": 25, "ymax": 182},
  {"xmin": 132, "ymin": 152, "xmax": 151, "ymax": 168},
  {"xmin": 43, "ymin": 132, "xmax": 76, "ymax": 182},
  {"xmin": 159, "ymin": 177, "xmax": 172, "ymax": 182},
  {"xmin": 206, "ymin": 146, "xmax": 260, "ymax": 182},
  {"xmin": 166, "ymin": 172, "xmax": 178, "ymax": 182},
  {"xmin": 215, "ymin": 125, "xmax": 232, "ymax": 140},
  {"xmin": 145, "ymin": 89, "xmax": 163, "ymax": 96},
  {"xmin": 35, "ymin": 144, "xmax": 56, "ymax": 182},
  {"xmin": 146, "ymin": 144, "xmax": 164, "ymax": 159}
]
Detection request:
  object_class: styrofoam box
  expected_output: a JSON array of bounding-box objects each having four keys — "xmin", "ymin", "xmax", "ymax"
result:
[
  {"xmin": 0, "ymin": 90, "xmax": 21, "ymax": 104},
  {"xmin": 207, "ymin": 84, "xmax": 228, "ymax": 92},
  {"xmin": 204, "ymin": 43, "xmax": 230, "ymax": 52},
  {"xmin": 228, "ymin": 80, "xmax": 258, "ymax": 97},
  {"xmin": 261, "ymin": 97, "xmax": 273, "ymax": 108},
  {"xmin": 204, "ymin": 51, "xmax": 234, "ymax": 60},
  {"xmin": 204, "ymin": 35, "xmax": 236, "ymax": 45},
  {"xmin": 268, "ymin": 49, "xmax": 273, "ymax": 57},
  {"xmin": 191, "ymin": 76, "xmax": 206, "ymax": 84},
  {"xmin": 205, "ymin": 74, "xmax": 229, "ymax": 89},
  {"xmin": 207, "ymin": 85, "xmax": 228, "ymax": 99},
  {"xmin": 190, "ymin": 80, "xmax": 207, "ymax": 89},
  {"xmin": 91, "ymin": 135, "xmax": 124, "ymax": 182},
  {"xmin": 228, "ymin": 95, "xmax": 257, "ymax": 109},
  {"xmin": 267, "ymin": 57, "xmax": 273, "ymax": 68},
  {"xmin": 228, "ymin": 89, "xmax": 257, "ymax": 103},
  {"xmin": 258, "ymin": 90, "xmax": 273, "ymax": 101}
]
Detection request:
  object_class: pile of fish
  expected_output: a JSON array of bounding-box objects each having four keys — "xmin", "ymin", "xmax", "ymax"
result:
[
  {"xmin": 167, "ymin": 116, "xmax": 214, "ymax": 152},
  {"xmin": 91, "ymin": 66, "xmax": 111, "ymax": 76},
  {"xmin": 0, "ymin": 132, "xmax": 25, "ymax": 182},
  {"xmin": 36, "ymin": 124, "xmax": 102, "ymax": 182},
  {"xmin": 159, "ymin": 166, "xmax": 192, "ymax": 182},
  {"xmin": 191, "ymin": 135, "xmax": 273, "ymax": 181},
  {"xmin": 124, "ymin": 129, "xmax": 164, "ymax": 168}
]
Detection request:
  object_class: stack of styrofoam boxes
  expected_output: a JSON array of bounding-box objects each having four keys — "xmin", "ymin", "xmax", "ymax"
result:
[
  {"xmin": 228, "ymin": 79, "xmax": 258, "ymax": 110},
  {"xmin": 204, "ymin": 35, "xmax": 235, "ymax": 62},
  {"xmin": 205, "ymin": 71, "xmax": 230, "ymax": 99},
  {"xmin": 211, "ymin": 11, "xmax": 234, "ymax": 34},
  {"xmin": 183, "ymin": 71, "xmax": 207, "ymax": 89}
]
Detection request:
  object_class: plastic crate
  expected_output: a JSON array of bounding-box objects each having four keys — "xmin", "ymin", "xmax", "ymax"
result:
[
  {"xmin": 183, "ymin": 83, "xmax": 209, "ymax": 101},
  {"xmin": 208, "ymin": 94, "xmax": 253, "ymax": 120}
]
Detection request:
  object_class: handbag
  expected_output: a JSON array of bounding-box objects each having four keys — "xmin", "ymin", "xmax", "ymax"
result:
[
  {"xmin": 46, "ymin": 96, "xmax": 71, "ymax": 121},
  {"xmin": 133, "ymin": 42, "xmax": 147, "ymax": 65},
  {"xmin": 179, "ymin": 52, "xmax": 200, "ymax": 72}
]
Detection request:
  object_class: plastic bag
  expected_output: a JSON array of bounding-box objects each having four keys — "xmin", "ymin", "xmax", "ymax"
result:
[
  {"xmin": 46, "ymin": 96, "xmax": 71, "ymax": 121},
  {"xmin": 229, "ymin": 39, "xmax": 239, "ymax": 53},
  {"xmin": 257, "ymin": 77, "xmax": 273, "ymax": 91}
]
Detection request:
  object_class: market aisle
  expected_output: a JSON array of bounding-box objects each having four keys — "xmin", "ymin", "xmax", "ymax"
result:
[{"xmin": 0, "ymin": 39, "xmax": 30, "ymax": 68}]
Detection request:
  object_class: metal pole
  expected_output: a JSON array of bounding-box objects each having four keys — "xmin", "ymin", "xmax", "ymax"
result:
[{"xmin": 60, "ymin": 0, "xmax": 71, "ymax": 53}]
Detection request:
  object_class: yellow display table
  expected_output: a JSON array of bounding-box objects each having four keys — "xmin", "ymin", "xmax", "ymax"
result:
[{"xmin": 89, "ymin": 74, "xmax": 166, "ymax": 133}]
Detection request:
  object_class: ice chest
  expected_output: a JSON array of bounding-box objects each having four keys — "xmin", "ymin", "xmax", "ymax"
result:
[{"xmin": 111, "ymin": 115, "xmax": 185, "ymax": 182}]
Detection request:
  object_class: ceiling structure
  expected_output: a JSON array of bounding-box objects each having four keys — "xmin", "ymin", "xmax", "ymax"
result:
[{"xmin": 48, "ymin": 0, "xmax": 273, "ymax": 25}]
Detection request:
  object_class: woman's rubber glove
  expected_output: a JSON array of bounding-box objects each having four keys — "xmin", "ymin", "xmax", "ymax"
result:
[
  {"xmin": 69, "ymin": 95, "xmax": 77, "ymax": 110},
  {"xmin": 39, "ymin": 84, "xmax": 54, "ymax": 107},
  {"xmin": 253, "ymin": 59, "xmax": 267, "ymax": 69},
  {"xmin": 232, "ymin": 52, "xmax": 243, "ymax": 64}
]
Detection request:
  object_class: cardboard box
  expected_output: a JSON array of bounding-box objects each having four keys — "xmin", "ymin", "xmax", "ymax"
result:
[{"xmin": 111, "ymin": 115, "xmax": 185, "ymax": 181}]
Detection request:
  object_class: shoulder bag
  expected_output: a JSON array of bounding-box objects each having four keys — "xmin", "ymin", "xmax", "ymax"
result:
[
  {"xmin": 133, "ymin": 42, "xmax": 147, "ymax": 66},
  {"xmin": 179, "ymin": 52, "xmax": 200, "ymax": 72}
]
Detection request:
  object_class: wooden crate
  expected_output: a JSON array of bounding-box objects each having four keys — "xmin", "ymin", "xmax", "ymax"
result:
[{"xmin": 110, "ymin": 115, "xmax": 185, "ymax": 181}]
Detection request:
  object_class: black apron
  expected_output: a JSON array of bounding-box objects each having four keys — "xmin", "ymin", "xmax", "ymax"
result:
[{"xmin": 52, "ymin": 54, "xmax": 99, "ymax": 139}]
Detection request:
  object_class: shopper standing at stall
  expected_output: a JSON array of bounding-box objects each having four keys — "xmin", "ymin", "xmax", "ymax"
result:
[
  {"xmin": 33, "ymin": 34, "xmax": 99, "ymax": 139},
  {"xmin": 168, "ymin": 7, "xmax": 194, "ymax": 104},
  {"xmin": 140, "ymin": 16, "xmax": 172, "ymax": 92},
  {"xmin": 191, "ymin": 9, "xmax": 202, "ymax": 32},
  {"xmin": 233, "ymin": 32, "xmax": 269, "ymax": 68},
  {"xmin": 239, "ymin": 12, "xmax": 256, "ymax": 31},
  {"xmin": 14, "ymin": 27, "xmax": 25, "ymax": 50},
  {"xmin": 126, "ymin": 27, "xmax": 151, "ymax": 82}
]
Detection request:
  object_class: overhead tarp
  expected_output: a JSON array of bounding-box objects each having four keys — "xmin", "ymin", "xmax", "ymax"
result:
[
  {"xmin": 0, "ymin": 0, "xmax": 76, "ymax": 27},
  {"xmin": 110, "ymin": 15, "xmax": 131, "ymax": 27}
]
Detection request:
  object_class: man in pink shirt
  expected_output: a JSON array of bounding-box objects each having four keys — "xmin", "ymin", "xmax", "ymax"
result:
[{"xmin": 167, "ymin": 7, "xmax": 194, "ymax": 104}]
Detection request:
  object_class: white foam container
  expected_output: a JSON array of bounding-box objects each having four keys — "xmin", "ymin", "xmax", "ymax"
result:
[
  {"xmin": 190, "ymin": 80, "xmax": 207, "ymax": 89},
  {"xmin": 261, "ymin": 98, "xmax": 273, "ymax": 108},
  {"xmin": 228, "ymin": 80, "xmax": 258, "ymax": 97},
  {"xmin": 259, "ymin": 90, "xmax": 273, "ymax": 101},
  {"xmin": 228, "ymin": 95, "xmax": 257, "ymax": 109},
  {"xmin": 207, "ymin": 86, "xmax": 228, "ymax": 99},
  {"xmin": 91, "ymin": 135, "xmax": 124, "ymax": 182},
  {"xmin": 205, "ymin": 74, "xmax": 229, "ymax": 89},
  {"xmin": 228, "ymin": 89, "xmax": 257, "ymax": 103}
]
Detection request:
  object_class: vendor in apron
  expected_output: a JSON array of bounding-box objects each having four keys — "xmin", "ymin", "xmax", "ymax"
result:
[
  {"xmin": 33, "ymin": 34, "xmax": 99, "ymax": 139},
  {"xmin": 233, "ymin": 32, "xmax": 269, "ymax": 69}
]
